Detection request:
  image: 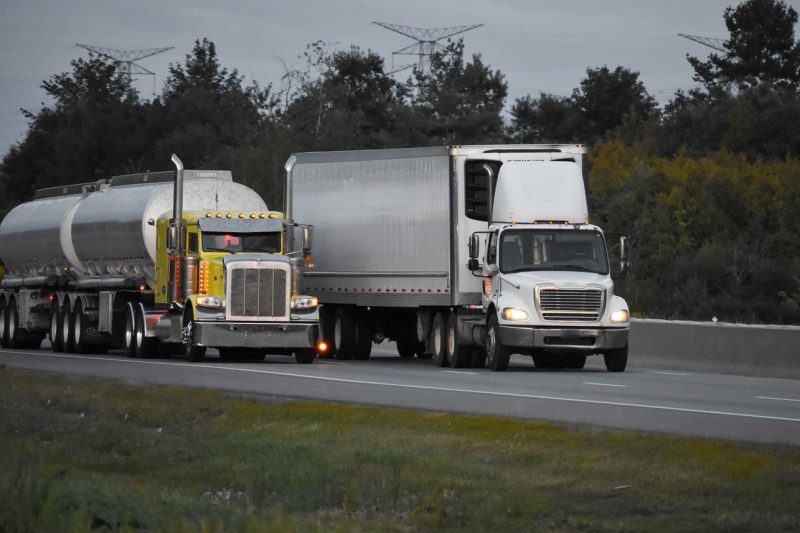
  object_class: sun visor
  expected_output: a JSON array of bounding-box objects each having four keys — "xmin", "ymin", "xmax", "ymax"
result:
[{"xmin": 198, "ymin": 216, "xmax": 284, "ymax": 233}]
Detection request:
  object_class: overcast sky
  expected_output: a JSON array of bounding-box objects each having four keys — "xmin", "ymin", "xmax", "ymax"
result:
[{"xmin": 1, "ymin": 0, "xmax": 750, "ymax": 157}]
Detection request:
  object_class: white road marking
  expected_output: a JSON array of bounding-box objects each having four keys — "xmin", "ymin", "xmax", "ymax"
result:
[
  {"xmin": 584, "ymin": 382, "xmax": 627, "ymax": 388},
  {"xmin": 441, "ymin": 370, "xmax": 478, "ymax": 375},
  {"xmin": 8, "ymin": 352, "xmax": 800, "ymax": 424},
  {"xmin": 650, "ymin": 371, "xmax": 690, "ymax": 376},
  {"xmin": 756, "ymin": 396, "xmax": 800, "ymax": 403}
]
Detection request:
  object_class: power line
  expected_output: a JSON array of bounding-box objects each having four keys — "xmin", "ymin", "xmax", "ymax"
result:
[
  {"xmin": 75, "ymin": 44, "xmax": 174, "ymax": 95},
  {"xmin": 678, "ymin": 33, "xmax": 726, "ymax": 53},
  {"xmin": 373, "ymin": 22, "xmax": 483, "ymax": 75}
]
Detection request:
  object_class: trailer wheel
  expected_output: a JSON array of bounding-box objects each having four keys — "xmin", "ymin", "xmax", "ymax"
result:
[
  {"xmin": 61, "ymin": 301, "xmax": 75, "ymax": 353},
  {"xmin": 49, "ymin": 301, "xmax": 63, "ymax": 352},
  {"xmin": 333, "ymin": 307, "xmax": 355, "ymax": 360},
  {"xmin": 604, "ymin": 344, "xmax": 628, "ymax": 372},
  {"xmin": 134, "ymin": 307, "xmax": 158, "ymax": 359},
  {"xmin": 123, "ymin": 305, "xmax": 136, "ymax": 358},
  {"xmin": 353, "ymin": 311, "xmax": 373, "ymax": 360},
  {"xmin": 431, "ymin": 311, "xmax": 449, "ymax": 367},
  {"xmin": 317, "ymin": 306, "xmax": 335, "ymax": 358},
  {"xmin": 295, "ymin": 348, "xmax": 316, "ymax": 364},
  {"xmin": 396, "ymin": 338, "xmax": 416, "ymax": 358},
  {"xmin": 0, "ymin": 299, "xmax": 9, "ymax": 348},
  {"xmin": 485, "ymin": 313, "xmax": 510, "ymax": 371},
  {"xmin": 5, "ymin": 299, "xmax": 20, "ymax": 349},
  {"xmin": 446, "ymin": 313, "xmax": 471, "ymax": 368},
  {"xmin": 182, "ymin": 309, "xmax": 206, "ymax": 363},
  {"xmin": 73, "ymin": 301, "xmax": 91, "ymax": 354}
]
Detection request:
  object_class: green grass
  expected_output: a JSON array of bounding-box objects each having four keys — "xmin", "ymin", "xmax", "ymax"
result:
[{"xmin": 1, "ymin": 368, "xmax": 798, "ymax": 532}]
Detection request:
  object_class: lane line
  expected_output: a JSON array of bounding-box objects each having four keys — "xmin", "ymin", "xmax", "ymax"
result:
[
  {"xmin": 442, "ymin": 370, "xmax": 478, "ymax": 375},
  {"xmin": 584, "ymin": 382, "xmax": 627, "ymax": 388},
  {"xmin": 650, "ymin": 371, "xmax": 690, "ymax": 376},
  {"xmin": 756, "ymin": 396, "xmax": 800, "ymax": 403},
  {"xmin": 6, "ymin": 351, "xmax": 800, "ymax": 424}
]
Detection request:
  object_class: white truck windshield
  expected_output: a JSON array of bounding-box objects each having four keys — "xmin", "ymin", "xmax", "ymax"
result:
[{"xmin": 499, "ymin": 229, "xmax": 609, "ymax": 275}]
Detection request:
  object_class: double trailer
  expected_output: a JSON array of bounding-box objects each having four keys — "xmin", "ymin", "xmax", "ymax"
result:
[{"xmin": 286, "ymin": 145, "xmax": 630, "ymax": 371}]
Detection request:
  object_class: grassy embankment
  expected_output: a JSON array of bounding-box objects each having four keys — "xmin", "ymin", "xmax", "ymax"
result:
[{"xmin": 1, "ymin": 368, "xmax": 798, "ymax": 532}]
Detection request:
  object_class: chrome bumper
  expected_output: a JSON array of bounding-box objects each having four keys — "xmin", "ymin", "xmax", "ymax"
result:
[
  {"xmin": 500, "ymin": 325, "xmax": 629, "ymax": 352},
  {"xmin": 194, "ymin": 321, "xmax": 318, "ymax": 349}
]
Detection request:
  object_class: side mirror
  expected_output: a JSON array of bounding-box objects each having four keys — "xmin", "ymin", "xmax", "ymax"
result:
[
  {"xmin": 468, "ymin": 233, "xmax": 480, "ymax": 259},
  {"xmin": 468, "ymin": 258, "xmax": 480, "ymax": 271},
  {"xmin": 618, "ymin": 235, "xmax": 630, "ymax": 277},
  {"xmin": 168, "ymin": 225, "xmax": 179, "ymax": 252},
  {"xmin": 301, "ymin": 225, "xmax": 314, "ymax": 256}
]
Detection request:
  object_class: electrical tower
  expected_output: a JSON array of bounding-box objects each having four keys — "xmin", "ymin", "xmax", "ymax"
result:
[
  {"xmin": 76, "ymin": 44, "xmax": 174, "ymax": 95},
  {"xmin": 373, "ymin": 22, "xmax": 483, "ymax": 74},
  {"xmin": 679, "ymin": 33, "xmax": 726, "ymax": 53}
]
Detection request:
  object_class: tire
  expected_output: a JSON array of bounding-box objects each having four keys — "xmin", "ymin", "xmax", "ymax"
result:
[
  {"xmin": 604, "ymin": 344, "xmax": 628, "ymax": 372},
  {"xmin": 134, "ymin": 307, "xmax": 158, "ymax": 359},
  {"xmin": 182, "ymin": 308, "xmax": 206, "ymax": 362},
  {"xmin": 295, "ymin": 348, "xmax": 316, "ymax": 364},
  {"xmin": 6, "ymin": 300, "xmax": 20, "ymax": 349},
  {"xmin": 0, "ymin": 299, "xmax": 8, "ymax": 348},
  {"xmin": 317, "ymin": 306, "xmax": 335, "ymax": 358},
  {"xmin": 333, "ymin": 307, "xmax": 355, "ymax": 360},
  {"xmin": 49, "ymin": 302, "xmax": 64, "ymax": 353},
  {"xmin": 446, "ymin": 312, "xmax": 471, "ymax": 368},
  {"xmin": 470, "ymin": 347, "xmax": 487, "ymax": 369},
  {"xmin": 353, "ymin": 311, "xmax": 373, "ymax": 360},
  {"xmin": 532, "ymin": 354, "xmax": 549, "ymax": 368},
  {"xmin": 73, "ymin": 301, "xmax": 91, "ymax": 354},
  {"xmin": 396, "ymin": 337, "xmax": 416, "ymax": 358},
  {"xmin": 485, "ymin": 313, "xmax": 510, "ymax": 371},
  {"xmin": 61, "ymin": 301, "xmax": 75, "ymax": 354},
  {"xmin": 430, "ymin": 311, "xmax": 448, "ymax": 367},
  {"xmin": 123, "ymin": 305, "xmax": 136, "ymax": 358},
  {"xmin": 568, "ymin": 354, "xmax": 587, "ymax": 369}
]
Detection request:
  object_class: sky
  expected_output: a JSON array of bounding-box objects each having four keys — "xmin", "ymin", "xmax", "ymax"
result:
[{"xmin": 0, "ymin": 0, "xmax": 750, "ymax": 158}]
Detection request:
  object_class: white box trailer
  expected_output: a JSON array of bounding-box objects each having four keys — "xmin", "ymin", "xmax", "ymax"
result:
[{"xmin": 285, "ymin": 145, "xmax": 630, "ymax": 371}]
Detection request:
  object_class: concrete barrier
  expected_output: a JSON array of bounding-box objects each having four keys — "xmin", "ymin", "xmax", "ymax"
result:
[{"xmin": 630, "ymin": 318, "xmax": 800, "ymax": 380}]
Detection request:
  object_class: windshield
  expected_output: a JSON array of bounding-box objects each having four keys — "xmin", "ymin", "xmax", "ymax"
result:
[
  {"xmin": 499, "ymin": 229, "xmax": 609, "ymax": 275},
  {"xmin": 202, "ymin": 232, "xmax": 282, "ymax": 254}
]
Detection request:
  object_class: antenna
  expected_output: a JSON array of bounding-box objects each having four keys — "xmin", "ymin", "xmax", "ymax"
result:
[
  {"xmin": 373, "ymin": 22, "xmax": 483, "ymax": 74},
  {"xmin": 679, "ymin": 33, "xmax": 726, "ymax": 53},
  {"xmin": 76, "ymin": 44, "xmax": 174, "ymax": 95}
]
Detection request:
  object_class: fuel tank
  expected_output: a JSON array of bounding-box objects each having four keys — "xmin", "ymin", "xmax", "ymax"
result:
[{"xmin": 0, "ymin": 170, "xmax": 268, "ymax": 288}]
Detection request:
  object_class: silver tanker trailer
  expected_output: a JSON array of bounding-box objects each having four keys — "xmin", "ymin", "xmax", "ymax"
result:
[{"xmin": 0, "ymin": 155, "xmax": 319, "ymax": 363}]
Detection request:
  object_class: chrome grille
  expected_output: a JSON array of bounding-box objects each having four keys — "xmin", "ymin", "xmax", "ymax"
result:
[
  {"xmin": 227, "ymin": 262, "xmax": 290, "ymax": 321},
  {"xmin": 538, "ymin": 288, "xmax": 604, "ymax": 322}
]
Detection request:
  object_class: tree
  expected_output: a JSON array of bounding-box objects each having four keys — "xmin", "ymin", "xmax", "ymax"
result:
[
  {"xmin": 507, "ymin": 93, "xmax": 582, "ymax": 143},
  {"xmin": 688, "ymin": 0, "xmax": 800, "ymax": 91}
]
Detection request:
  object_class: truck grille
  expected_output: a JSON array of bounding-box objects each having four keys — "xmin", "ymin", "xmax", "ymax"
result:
[
  {"xmin": 537, "ymin": 288, "xmax": 604, "ymax": 322},
  {"xmin": 227, "ymin": 262, "xmax": 290, "ymax": 321}
]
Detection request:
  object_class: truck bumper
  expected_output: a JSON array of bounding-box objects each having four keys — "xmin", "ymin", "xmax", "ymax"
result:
[
  {"xmin": 500, "ymin": 325, "xmax": 628, "ymax": 352},
  {"xmin": 194, "ymin": 321, "xmax": 319, "ymax": 349}
]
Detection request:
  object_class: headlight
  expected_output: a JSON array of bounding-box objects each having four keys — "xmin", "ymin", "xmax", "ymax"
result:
[
  {"xmin": 610, "ymin": 309, "xmax": 630, "ymax": 323},
  {"xmin": 291, "ymin": 295, "xmax": 318, "ymax": 311},
  {"xmin": 502, "ymin": 308, "xmax": 529, "ymax": 321},
  {"xmin": 196, "ymin": 295, "xmax": 222, "ymax": 308}
]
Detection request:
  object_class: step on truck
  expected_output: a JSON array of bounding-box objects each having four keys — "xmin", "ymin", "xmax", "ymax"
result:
[
  {"xmin": 285, "ymin": 145, "xmax": 630, "ymax": 371},
  {"xmin": 0, "ymin": 155, "xmax": 320, "ymax": 363}
]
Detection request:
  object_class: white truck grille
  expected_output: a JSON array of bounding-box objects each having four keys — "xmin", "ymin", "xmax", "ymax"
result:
[
  {"xmin": 537, "ymin": 287, "xmax": 604, "ymax": 322},
  {"xmin": 226, "ymin": 262, "xmax": 290, "ymax": 321}
]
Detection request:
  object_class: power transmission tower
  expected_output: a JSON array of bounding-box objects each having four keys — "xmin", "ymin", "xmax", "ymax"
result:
[
  {"xmin": 76, "ymin": 44, "xmax": 174, "ymax": 95},
  {"xmin": 679, "ymin": 33, "xmax": 726, "ymax": 53},
  {"xmin": 373, "ymin": 22, "xmax": 483, "ymax": 74}
]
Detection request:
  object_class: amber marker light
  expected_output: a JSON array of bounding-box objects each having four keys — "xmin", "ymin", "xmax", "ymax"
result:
[{"xmin": 317, "ymin": 341, "xmax": 329, "ymax": 353}]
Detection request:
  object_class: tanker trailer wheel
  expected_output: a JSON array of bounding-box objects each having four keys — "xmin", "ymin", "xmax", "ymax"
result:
[
  {"xmin": 5, "ymin": 299, "xmax": 20, "ymax": 349},
  {"xmin": 603, "ymin": 344, "xmax": 628, "ymax": 372},
  {"xmin": 134, "ymin": 307, "xmax": 157, "ymax": 359},
  {"xmin": 446, "ymin": 312, "xmax": 472, "ymax": 368},
  {"xmin": 122, "ymin": 305, "xmax": 136, "ymax": 358},
  {"xmin": 0, "ymin": 298, "xmax": 8, "ymax": 348},
  {"xmin": 182, "ymin": 307, "xmax": 206, "ymax": 362},
  {"xmin": 49, "ymin": 301, "xmax": 64, "ymax": 352},
  {"xmin": 430, "ymin": 311, "xmax": 449, "ymax": 367},
  {"xmin": 485, "ymin": 313, "xmax": 510, "ymax": 371},
  {"xmin": 61, "ymin": 301, "xmax": 76, "ymax": 353},
  {"xmin": 333, "ymin": 307, "xmax": 355, "ymax": 360},
  {"xmin": 73, "ymin": 300, "xmax": 91, "ymax": 354}
]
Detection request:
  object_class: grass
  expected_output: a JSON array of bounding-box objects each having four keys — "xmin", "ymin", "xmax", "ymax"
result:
[{"xmin": 0, "ymin": 367, "xmax": 798, "ymax": 532}]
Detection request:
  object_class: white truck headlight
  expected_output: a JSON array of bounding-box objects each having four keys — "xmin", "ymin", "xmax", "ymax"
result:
[
  {"xmin": 291, "ymin": 295, "xmax": 318, "ymax": 311},
  {"xmin": 610, "ymin": 309, "xmax": 630, "ymax": 323},
  {"xmin": 502, "ymin": 308, "xmax": 529, "ymax": 321},
  {"xmin": 196, "ymin": 295, "xmax": 222, "ymax": 308}
]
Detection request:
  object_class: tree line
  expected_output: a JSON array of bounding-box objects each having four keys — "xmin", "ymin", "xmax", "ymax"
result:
[{"xmin": 2, "ymin": 0, "xmax": 799, "ymax": 324}]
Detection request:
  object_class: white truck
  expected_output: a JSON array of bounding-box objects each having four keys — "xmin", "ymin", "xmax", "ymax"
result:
[
  {"xmin": 0, "ymin": 155, "xmax": 319, "ymax": 363},
  {"xmin": 285, "ymin": 145, "xmax": 630, "ymax": 371}
]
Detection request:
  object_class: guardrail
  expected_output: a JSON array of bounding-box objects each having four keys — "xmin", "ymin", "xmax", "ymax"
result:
[{"xmin": 630, "ymin": 318, "xmax": 800, "ymax": 380}]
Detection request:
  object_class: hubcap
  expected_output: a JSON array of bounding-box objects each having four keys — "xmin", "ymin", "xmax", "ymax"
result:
[
  {"xmin": 125, "ymin": 314, "xmax": 133, "ymax": 349},
  {"xmin": 50, "ymin": 311, "xmax": 58, "ymax": 342}
]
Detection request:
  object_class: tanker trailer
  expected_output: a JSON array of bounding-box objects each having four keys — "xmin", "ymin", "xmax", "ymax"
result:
[{"xmin": 0, "ymin": 155, "xmax": 319, "ymax": 363}]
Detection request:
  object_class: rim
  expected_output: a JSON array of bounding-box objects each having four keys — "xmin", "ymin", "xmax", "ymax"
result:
[
  {"xmin": 8, "ymin": 305, "xmax": 17, "ymax": 340},
  {"xmin": 74, "ymin": 308, "xmax": 82, "ymax": 346},
  {"xmin": 334, "ymin": 318, "xmax": 342, "ymax": 349},
  {"xmin": 433, "ymin": 321, "xmax": 442, "ymax": 355},
  {"xmin": 50, "ymin": 310, "xmax": 59, "ymax": 342},
  {"xmin": 124, "ymin": 312, "xmax": 134, "ymax": 349},
  {"xmin": 61, "ymin": 306, "xmax": 71, "ymax": 346},
  {"xmin": 487, "ymin": 324, "xmax": 497, "ymax": 362},
  {"xmin": 447, "ymin": 324, "xmax": 456, "ymax": 357},
  {"xmin": 135, "ymin": 314, "xmax": 144, "ymax": 348},
  {"xmin": 0, "ymin": 306, "xmax": 7, "ymax": 341}
]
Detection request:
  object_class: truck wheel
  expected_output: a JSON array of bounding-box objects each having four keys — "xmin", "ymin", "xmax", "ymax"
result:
[
  {"xmin": 134, "ymin": 307, "xmax": 158, "ymax": 359},
  {"xmin": 446, "ymin": 313, "xmax": 471, "ymax": 368},
  {"xmin": 295, "ymin": 348, "xmax": 316, "ymax": 364},
  {"xmin": 6, "ymin": 300, "xmax": 20, "ymax": 349},
  {"xmin": 61, "ymin": 301, "xmax": 75, "ymax": 353},
  {"xmin": 353, "ymin": 311, "xmax": 373, "ymax": 360},
  {"xmin": 123, "ymin": 305, "xmax": 136, "ymax": 358},
  {"xmin": 568, "ymin": 354, "xmax": 587, "ymax": 369},
  {"xmin": 430, "ymin": 311, "xmax": 448, "ymax": 367},
  {"xmin": 182, "ymin": 309, "xmax": 206, "ymax": 362},
  {"xmin": 317, "ymin": 306, "xmax": 335, "ymax": 358},
  {"xmin": 0, "ymin": 299, "xmax": 8, "ymax": 348},
  {"xmin": 485, "ymin": 313, "xmax": 510, "ymax": 371},
  {"xmin": 49, "ymin": 302, "xmax": 64, "ymax": 352},
  {"xmin": 333, "ymin": 307, "xmax": 355, "ymax": 360},
  {"xmin": 73, "ymin": 301, "xmax": 91, "ymax": 354},
  {"xmin": 604, "ymin": 344, "xmax": 628, "ymax": 372},
  {"xmin": 396, "ymin": 337, "xmax": 416, "ymax": 358}
]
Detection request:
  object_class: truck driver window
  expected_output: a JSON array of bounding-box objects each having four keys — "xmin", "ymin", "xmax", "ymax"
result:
[{"xmin": 202, "ymin": 232, "xmax": 281, "ymax": 254}]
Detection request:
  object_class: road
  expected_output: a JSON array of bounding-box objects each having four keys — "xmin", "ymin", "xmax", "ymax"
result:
[{"xmin": 2, "ymin": 344, "xmax": 799, "ymax": 446}]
